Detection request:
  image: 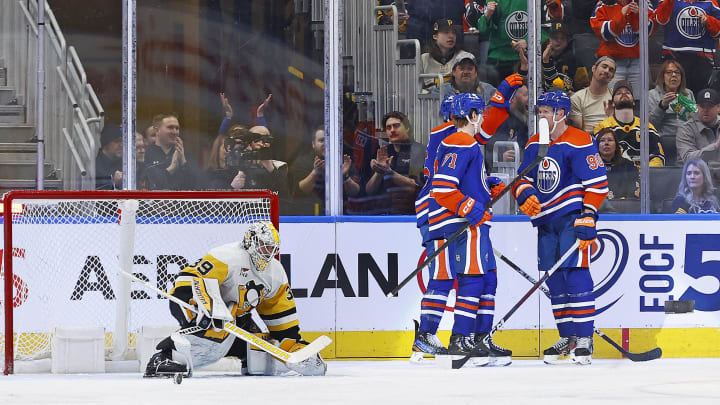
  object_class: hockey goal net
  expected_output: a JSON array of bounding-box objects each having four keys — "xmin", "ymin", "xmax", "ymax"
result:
[{"xmin": 1, "ymin": 190, "xmax": 278, "ymax": 374}]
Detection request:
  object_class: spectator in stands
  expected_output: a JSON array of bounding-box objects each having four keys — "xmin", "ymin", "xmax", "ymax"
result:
[
  {"xmin": 420, "ymin": 19, "xmax": 469, "ymax": 91},
  {"xmin": 677, "ymin": 88, "xmax": 720, "ymax": 167},
  {"xmin": 136, "ymin": 132, "xmax": 147, "ymax": 190},
  {"xmin": 671, "ymin": 157, "xmax": 720, "ymax": 213},
  {"xmin": 542, "ymin": 20, "xmax": 589, "ymax": 92},
  {"xmin": 566, "ymin": 0, "xmax": 603, "ymax": 74},
  {"xmin": 231, "ymin": 126, "xmax": 291, "ymax": 201},
  {"xmin": 364, "ymin": 111, "xmax": 425, "ymax": 215},
  {"xmin": 476, "ymin": 0, "xmax": 563, "ymax": 86},
  {"xmin": 484, "ymin": 84, "xmax": 528, "ymax": 171},
  {"xmin": 464, "ymin": 1, "xmax": 490, "ymax": 65},
  {"xmin": 590, "ymin": 0, "xmax": 657, "ymax": 94},
  {"xmin": 569, "ymin": 56, "xmax": 616, "ymax": 133},
  {"xmin": 143, "ymin": 124, "xmax": 156, "ymax": 148},
  {"xmin": 594, "ymin": 80, "xmax": 666, "ymax": 167},
  {"xmin": 433, "ymin": 52, "xmax": 496, "ymax": 103},
  {"xmin": 596, "ymin": 127, "xmax": 639, "ymax": 202},
  {"xmin": 95, "ymin": 123, "xmax": 123, "ymax": 190},
  {"xmin": 653, "ymin": 0, "xmax": 720, "ymax": 94},
  {"xmin": 377, "ymin": 1, "xmax": 410, "ymax": 35},
  {"xmin": 144, "ymin": 113, "xmax": 204, "ymax": 190},
  {"xmin": 404, "ymin": 1, "xmax": 466, "ymax": 49},
  {"xmin": 290, "ymin": 126, "xmax": 361, "ymax": 215},
  {"xmin": 648, "ymin": 60, "xmax": 697, "ymax": 165}
]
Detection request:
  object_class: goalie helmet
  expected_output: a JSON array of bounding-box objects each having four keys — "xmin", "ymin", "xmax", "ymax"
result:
[
  {"xmin": 451, "ymin": 93, "xmax": 485, "ymax": 119},
  {"xmin": 440, "ymin": 95, "xmax": 455, "ymax": 121},
  {"xmin": 242, "ymin": 221, "xmax": 280, "ymax": 271},
  {"xmin": 537, "ymin": 90, "xmax": 571, "ymax": 117}
]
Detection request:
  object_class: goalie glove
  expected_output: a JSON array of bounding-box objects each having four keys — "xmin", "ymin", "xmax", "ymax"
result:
[
  {"xmin": 191, "ymin": 277, "xmax": 233, "ymax": 331},
  {"xmin": 490, "ymin": 73, "xmax": 524, "ymax": 109},
  {"xmin": 574, "ymin": 212, "xmax": 598, "ymax": 251},
  {"xmin": 487, "ymin": 176, "xmax": 505, "ymax": 200}
]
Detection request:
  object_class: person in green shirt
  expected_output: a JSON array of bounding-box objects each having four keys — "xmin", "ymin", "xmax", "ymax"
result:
[{"xmin": 476, "ymin": 0, "xmax": 563, "ymax": 86}]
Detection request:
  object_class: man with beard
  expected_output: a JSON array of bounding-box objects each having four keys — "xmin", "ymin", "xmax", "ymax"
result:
[
  {"xmin": 569, "ymin": 56, "xmax": 616, "ymax": 133},
  {"xmin": 433, "ymin": 53, "xmax": 496, "ymax": 104},
  {"xmin": 593, "ymin": 80, "xmax": 666, "ymax": 167}
]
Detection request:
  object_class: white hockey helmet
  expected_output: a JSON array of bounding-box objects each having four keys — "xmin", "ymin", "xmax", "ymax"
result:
[{"xmin": 242, "ymin": 221, "xmax": 280, "ymax": 270}]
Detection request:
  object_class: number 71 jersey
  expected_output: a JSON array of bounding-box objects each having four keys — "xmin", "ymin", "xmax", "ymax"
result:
[{"xmin": 516, "ymin": 126, "xmax": 608, "ymax": 226}]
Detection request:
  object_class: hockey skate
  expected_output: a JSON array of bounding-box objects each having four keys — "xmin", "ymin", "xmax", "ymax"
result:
[
  {"xmin": 449, "ymin": 334, "xmax": 489, "ymax": 367},
  {"xmin": 543, "ymin": 335, "xmax": 577, "ymax": 365},
  {"xmin": 144, "ymin": 351, "xmax": 191, "ymax": 384},
  {"xmin": 572, "ymin": 337, "xmax": 593, "ymax": 365},
  {"xmin": 478, "ymin": 333, "xmax": 512, "ymax": 366},
  {"xmin": 409, "ymin": 320, "xmax": 448, "ymax": 363}
]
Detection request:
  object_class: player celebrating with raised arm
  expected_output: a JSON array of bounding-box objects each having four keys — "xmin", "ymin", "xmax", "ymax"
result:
[
  {"xmin": 144, "ymin": 221, "xmax": 326, "ymax": 377},
  {"xmin": 427, "ymin": 77, "xmax": 522, "ymax": 366},
  {"xmin": 512, "ymin": 90, "xmax": 608, "ymax": 365}
]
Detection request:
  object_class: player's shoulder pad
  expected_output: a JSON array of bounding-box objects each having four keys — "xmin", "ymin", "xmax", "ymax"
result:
[
  {"xmin": 208, "ymin": 242, "xmax": 249, "ymax": 267},
  {"xmin": 525, "ymin": 133, "xmax": 539, "ymax": 149},
  {"xmin": 441, "ymin": 131, "xmax": 476, "ymax": 147},
  {"xmin": 557, "ymin": 126, "xmax": 594, "ymax": 148},
  {"xmin": 430, "ymin": 121, "xmax": 454, "ymax": 134}
]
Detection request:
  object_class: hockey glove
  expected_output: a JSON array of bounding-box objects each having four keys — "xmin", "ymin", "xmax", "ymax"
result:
[
  {"xmin": 574, "ymin": 212, "xmax": 598, "ymax": 251},
  {"xmin": 515, "ymin": 185, "xmax": 541, "ymax": 217},
  {"xmin": 487, "ymin": 176, "xmax": 506, "ymax": 199},
  {"xmin": 191, "ymin": 277, "xmax": 232, "ymax": 331},
  {"xmin": 459, "ymin": 197, "xmax": 493, "ymax": 227},
  {"xmin": 490, "ymin": 73, "xmax": 524, "ymax": 109}
]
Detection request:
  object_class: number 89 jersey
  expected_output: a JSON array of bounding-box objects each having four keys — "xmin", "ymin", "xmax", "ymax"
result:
[
  {"xmin": 517, "ymin": 126, "xmax": 608, "ymax": 227},
  {"xmin": 171, "ymin": 241, "xmax": 299, "ymax": 340}
]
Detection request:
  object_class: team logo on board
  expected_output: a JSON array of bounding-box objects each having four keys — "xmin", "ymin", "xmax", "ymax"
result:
[
  {"xmin": 505, "ymin": 11, "xmax": 528, "ymax": 41},
  {"xmin": 591, "ymin": 229, "xmax": 629, "ymax": 315},
  {"xmin": 676, "ymin": 6, "xmax": 706, "ymax": 39},
  {"xmin": 537, "ymin": 157, "xmax": 561, "ymax": 193}
]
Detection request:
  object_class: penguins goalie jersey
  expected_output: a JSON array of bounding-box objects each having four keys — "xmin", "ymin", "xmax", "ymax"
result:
[{"xmin": 170, "ymin": 241, "xmax": 300, "ymax": 341}]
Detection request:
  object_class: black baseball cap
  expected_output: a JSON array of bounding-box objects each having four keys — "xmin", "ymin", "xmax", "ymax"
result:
[
  {"xmin": 433, "ymin": 18, "xmax": 456, "ymax": 33},
  {"xmin": 696, "ymin": 88, "xmax": 720, "ymax": 105},
  {"xmin": 550, "ymin": 20, "xmax": 570, "ymax": 37}
]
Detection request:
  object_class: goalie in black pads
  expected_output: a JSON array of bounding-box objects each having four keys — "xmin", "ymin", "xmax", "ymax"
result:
[{"xmin": 144, "ymin": 221, "xmax": 326, "ymax": 377}]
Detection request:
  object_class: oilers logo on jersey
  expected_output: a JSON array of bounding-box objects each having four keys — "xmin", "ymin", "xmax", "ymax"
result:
[
  {"xmin": 505, "ymin": 11, "xmax": 528, "ymax": 40},
  {"xmin": 537, "ymin": 157, "xmax": 561, "ymax": 194},
  {"xmin": 677, "ymin": 7, "xmax": 706, "ymax": 39},
  {"xmin": 616, "ymin": 24, "xmax": 638, "ymax": 47}
]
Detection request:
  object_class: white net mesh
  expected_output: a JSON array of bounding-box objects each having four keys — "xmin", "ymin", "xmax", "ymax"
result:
[{"xmin": 1, "ymin": 193, "xmax": 275, "ymax": 373}]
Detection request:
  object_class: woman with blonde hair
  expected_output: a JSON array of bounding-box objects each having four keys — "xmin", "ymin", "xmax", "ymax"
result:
[{"xmin": 671, "ymin": 158, "xmax": 719, "ymax": 214}]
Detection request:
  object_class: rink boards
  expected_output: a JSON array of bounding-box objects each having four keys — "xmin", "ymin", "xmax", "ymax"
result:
[{"xmin": 2, "ymin": 214, "xmax": 720, "ymax": 359}]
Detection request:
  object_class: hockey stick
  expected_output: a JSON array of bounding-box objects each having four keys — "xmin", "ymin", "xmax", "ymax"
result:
[
  {"xmin": 119, "ymin": 269, "xmax": 332, "ymax": 364},
  {"xmin": 492, "ymin": 247, "xmax": 662, "ymax": 362},
  {"xmin": 452, "ymin": 241, "xmax": 579, "ymax": 369},
  {"xmin": 387, "ymin": 118, "xmax": 551, "ymax": 297}
]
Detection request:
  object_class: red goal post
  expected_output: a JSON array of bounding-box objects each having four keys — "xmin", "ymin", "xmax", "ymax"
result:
[{"xmin": 1, "ymin": 190, "xmax": 279, "ymax": 375}]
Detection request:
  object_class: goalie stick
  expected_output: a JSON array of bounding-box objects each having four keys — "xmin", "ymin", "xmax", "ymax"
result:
[
  {"xmin": 119, "ymin": 269, "xmax": 332, "ymax": 364},
  {"xmin": 452, "ymin": 241, "xmax": 579, "ymax": 369},
  {"xmin": 492, "ymin": 247, "xmax": 662, "ymax": 362},
  {"xmin": 387, "ymin": 118, "xmax": 552, "ymax": 297}
]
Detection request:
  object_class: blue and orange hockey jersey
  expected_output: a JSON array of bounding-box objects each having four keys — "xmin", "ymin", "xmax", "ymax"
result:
[
  {"xmin": 590, "ymin": 1, "xmax": 657, "ymax": 60},
  {"xmin": 415, "ymin": 121, "xmax": 456, "ymax": 232},
  {"xmin": 428, "ymin": 130, "xmax": 492, "ymax": 239},
  {"xmin": 512, "ymin": 126, "xmax": 609, "ymax": 227},
  {"xmin": 653, "ymin": 0, "xmax": 720, "ymax": 61}
]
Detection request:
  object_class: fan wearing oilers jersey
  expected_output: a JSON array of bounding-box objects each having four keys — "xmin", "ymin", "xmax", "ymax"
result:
[
  {"xmin": 426, "ymin": 86, "xmax": 519, "ymax": 367},
  {"xmin": 512, "ymin": 91, "xmax": 608, "ymax": 365}
]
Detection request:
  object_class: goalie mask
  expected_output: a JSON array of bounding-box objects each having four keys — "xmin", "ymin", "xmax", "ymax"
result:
[{"xmin": 242, "ymin": 221, "xmax": 280, "ymax": 271}]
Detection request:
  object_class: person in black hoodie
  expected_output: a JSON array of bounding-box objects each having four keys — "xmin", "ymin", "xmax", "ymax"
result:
[{"xmin": 95, "ymin": 123, "xmax": 123, "ymax": 190}]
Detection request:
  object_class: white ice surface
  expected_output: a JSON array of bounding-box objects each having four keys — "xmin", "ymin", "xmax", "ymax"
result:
[{"xmin": 1, "ymin": 359, "xmax": 719, "ymax": 405}]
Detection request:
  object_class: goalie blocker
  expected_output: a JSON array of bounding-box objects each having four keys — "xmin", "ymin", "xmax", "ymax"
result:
[{"xmin": 143, "ymin": 221, "xmax": 327, "ymax": 377}]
